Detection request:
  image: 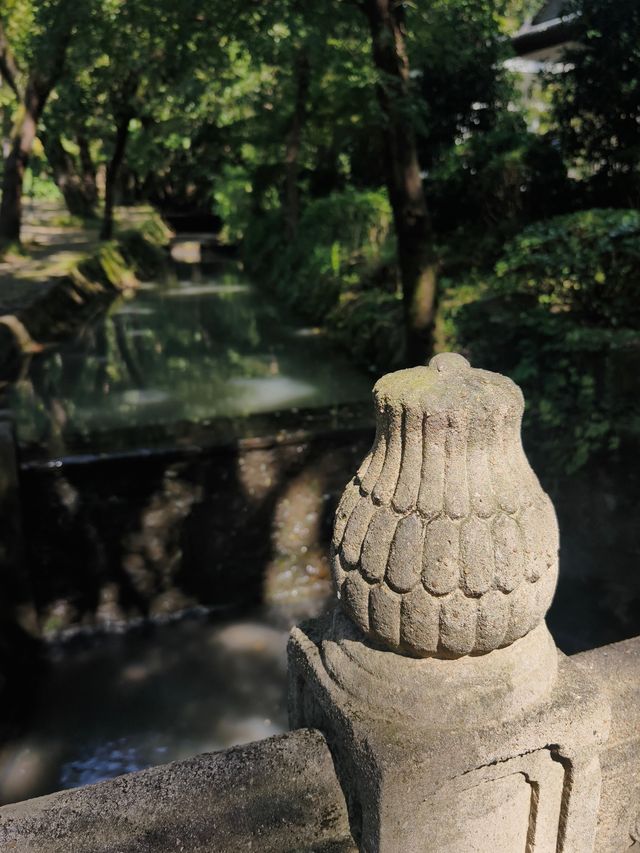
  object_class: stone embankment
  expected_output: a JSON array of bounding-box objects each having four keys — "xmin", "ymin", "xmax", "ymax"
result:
[{"xmin": 0, "ymin": 204, "xmax": 172, "ymax": 385}]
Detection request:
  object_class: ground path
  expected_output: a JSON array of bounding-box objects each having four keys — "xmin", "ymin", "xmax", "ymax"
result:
[{"xmin": 0, "ymin": 201, "xmax": 156, "ymax": 314}]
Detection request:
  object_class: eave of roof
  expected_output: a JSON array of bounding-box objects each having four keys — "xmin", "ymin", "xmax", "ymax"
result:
[{"xmin": 512, "ymin": 12, "xmax": 580, "ymax": 56}]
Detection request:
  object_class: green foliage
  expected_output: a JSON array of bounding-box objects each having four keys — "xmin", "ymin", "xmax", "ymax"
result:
[
  {"xmin": 443, "ymin": 209, "xmax": 640, "ymax": 472},
  {"xmin": 117, "ymin": 230, "xmax": 165, "ymax": 281},
  {"xmin": 213, "ymin": 166, "xmax": 255, "ymax": 244},
  {"xmin": 76, "ymin": 243, "xmax": 133, "ymax": 291},
  {"xmin": 327, "ymin": 289, "xmax": 404, "ymax": 374},
  {"xmin": 23, "ymin": 170, "xmax": 62, "ymax": 201},
  {"xmin": 1, "ymin": 0, "xmax": 81, "ymax": 78},
  {"xmin": 428, "ymin": 113, "xmax": 571, "ymax": 245},
  {"xmin": 550, "ymin": 0, "xmax": 640, "ymax": 204},
  {"xmin": 245, "ymin": 188, "xmax": 401, "ymax": 372},
  {"xmin": 409, "ymin": 0, "xmax": 515, "ymax": 168},
  {"xmin": 494, "ymin": 209, "xmax": 640, "ymax": 327}
]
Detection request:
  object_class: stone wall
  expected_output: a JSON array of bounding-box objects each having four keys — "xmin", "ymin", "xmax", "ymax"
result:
[{"xmin": 19, "ymin": 428, "xmax": 371, "ymax": 636}]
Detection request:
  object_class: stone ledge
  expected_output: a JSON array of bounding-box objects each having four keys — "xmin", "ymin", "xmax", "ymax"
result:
[
  {"xmin": 573, "ymin": 636, "xmax": 640, "ymax": 852},
  {"xmin": 0, "ymin": 222, "xmax": 171, "ymax": 386},
  {"xmin": 0, "ymin": 728, "xmax": 356, "ymax": 853}
]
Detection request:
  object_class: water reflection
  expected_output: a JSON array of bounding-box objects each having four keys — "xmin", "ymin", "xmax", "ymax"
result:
[
  {"xmin": 7, "ymin": 268, "xmax": 372, "ymax": 459},
  {"xmin": 167, "ymin": 283, "xmax": 252, "ymax": 297},
  {"xmin": 0, "ymin": 613, "xmax": 289, "ymax": 804}
]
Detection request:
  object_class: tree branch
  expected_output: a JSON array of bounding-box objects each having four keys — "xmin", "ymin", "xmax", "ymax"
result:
[{"xmin": 0, "ymin": 19, "xmax": 23, "ymax": 100}]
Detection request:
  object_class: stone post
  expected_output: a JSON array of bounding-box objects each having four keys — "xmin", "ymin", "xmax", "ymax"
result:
[{"xmin": 288, "ymin": 353, "xmax": 611, "ymax": 852}]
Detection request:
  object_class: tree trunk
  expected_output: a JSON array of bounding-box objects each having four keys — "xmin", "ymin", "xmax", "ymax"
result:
[
  {"xmin": 284, "ymin": 49, "xmax": 311, "ymax": 240},
  {"xmin": 0, "ymin": 13, "xmax": 74, "ymax": 246},
  {"xmin": 0, "ymin": 84, "xmax": 42, "ymax": 245},
  {"xmin": 77, "ymin": 133, "xmax": 98, "ymax": 208},
  {"xmin": 362, "ymin": 0, "xmax": 437, "ymax": 366},
  {"xmin": 43, "ymin": 132, "xmax": 97, "ymax": 218},
  {"xmin": 100, "ymin": 114, "xmax": 131, "ymax": 240}
]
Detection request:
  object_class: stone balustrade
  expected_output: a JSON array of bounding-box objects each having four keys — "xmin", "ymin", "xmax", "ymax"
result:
[
  {"xmin": 1, "ymin": 354, "xmax": 639, "ymax": 852},
  {"xmin": 0, "ymin": 729, "xmax": 356, "ymax": 852}
]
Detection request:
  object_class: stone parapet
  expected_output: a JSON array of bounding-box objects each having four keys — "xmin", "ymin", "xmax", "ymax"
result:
[
  {"xmin": 573, "ymin": 635, "xmax": 640, "ymax": 852},
  {"xmin": 1, "ymin": 633, "xmax": 637, "ymax": 852},
  {"xmin": 0, "ymin": 729, "xmax": 356, "ymax": 853}
]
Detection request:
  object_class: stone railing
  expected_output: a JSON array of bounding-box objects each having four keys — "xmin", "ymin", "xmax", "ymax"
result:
[{"xmin": 2, "ymin": 354, "xmax": 639, "ymax": 852}]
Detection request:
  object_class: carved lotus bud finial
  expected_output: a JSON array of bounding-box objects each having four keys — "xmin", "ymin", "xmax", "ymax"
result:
[{"xmin": 331, "ymin": 353, "xmax": 559, "ymax": 658}]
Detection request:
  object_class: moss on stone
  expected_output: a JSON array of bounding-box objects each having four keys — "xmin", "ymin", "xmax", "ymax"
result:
[{"xmin": 0, "ymin": 217, "xmax": 173, "ymax": 378}]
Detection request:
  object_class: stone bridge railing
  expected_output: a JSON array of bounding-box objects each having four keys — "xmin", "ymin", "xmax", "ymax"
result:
[{"xmin": 1, "ymin": 354, "xmax": 639, "ymax": 852}]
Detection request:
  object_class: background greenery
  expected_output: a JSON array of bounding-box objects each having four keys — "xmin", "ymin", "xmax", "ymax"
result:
[{"xmin": 1, "ymin": 0, "xmax": 639, "ymax": 471}]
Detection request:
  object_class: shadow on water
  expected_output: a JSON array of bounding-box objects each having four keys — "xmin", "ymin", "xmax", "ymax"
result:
[{"xmin": 18, "ymin": 430, "xmax": 371, "ymax": 632}]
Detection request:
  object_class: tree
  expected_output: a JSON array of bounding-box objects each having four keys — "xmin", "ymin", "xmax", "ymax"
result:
[
  {"xmin": 551, "ymin": 0, "xmax": 640, "ymax": 206},
  {"xmin": 40, "ymin": 85, "xmax": 98, "ymax": 218},
  {"xmin": 0, "ymin": 0, "xmax": 77, "ymax": 244},
  {"xmin": 51, "ymin": 0, "xmax": 212, "ymax": 239},
  {"xmin": 358, "ymin": 0, "xmax": 437, "ymax": 365},
  {"xmin": 284, "ymin": 47, "xmax": 311, "ymax": 239},
  {"xmin": 411, "ymin": 0, "xmax": 514, "ymax": 169}
]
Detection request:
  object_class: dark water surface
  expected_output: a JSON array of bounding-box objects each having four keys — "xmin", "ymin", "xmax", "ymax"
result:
[
  {"xmin": 0, "ymin": 611, "xmax": 290, "ymax": 804},
  {"xmin": 0, "ymin": 261, "xmax": 373, "ymax": 804}
]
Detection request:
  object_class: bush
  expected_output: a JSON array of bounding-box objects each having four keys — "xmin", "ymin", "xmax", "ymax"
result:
[
  {"xmin": 494, "ymin": 209, "xmax": 640, "ymax": 327},
  {"xmin": 244, "ymin": 188, "xmax": 402, "ymax": 371},
  {"xmin": 427, "ymin": 115, "xmax": 572, "ymax": 252},
  {"xmin": 442, "ymin": 209, "xmax": 640, "ymax": 472},
  {"xmin": 328, "ymin": 289, "xmax": 405, "ymax": 374}
]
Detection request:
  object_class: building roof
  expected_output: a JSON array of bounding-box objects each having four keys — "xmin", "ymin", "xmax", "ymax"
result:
[
  {"xmin": 512, "ymin": 0, "xmax": 579, "ymax": 60},
  {"xmin": 532, "ymin": 0, "xmax": 571, "ymax": 26}
]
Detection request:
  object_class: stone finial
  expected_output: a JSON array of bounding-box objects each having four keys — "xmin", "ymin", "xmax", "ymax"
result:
[{"xmin": 331, "ymin": 352, "xmax": 559, "ymax": 658}]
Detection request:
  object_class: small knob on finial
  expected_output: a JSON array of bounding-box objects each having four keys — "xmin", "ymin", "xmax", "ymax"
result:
[{"xmin": 429, "ymin": 352, "xmax": 470, "ymax": 373}]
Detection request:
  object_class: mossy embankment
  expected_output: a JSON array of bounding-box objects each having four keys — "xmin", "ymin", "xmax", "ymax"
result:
[{"xmin": 0, "ymin": 205, "xmax": 173, "ymax": 384}]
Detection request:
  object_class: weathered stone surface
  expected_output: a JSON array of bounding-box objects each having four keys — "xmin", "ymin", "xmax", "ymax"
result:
[
  {"xmin": 332, "ymin": 353, "xmax": 559, "ymax": 658},
  {"xmin": 573, "ymin": 635, "xmax": 640, "ymax": 853},
  {"xmin": 290, "ymin": 612, "xmax": 610, "ymax": 853},
  {"xmin": 0, "ymin": 729, "xmax": 356, "ymax": 853}
]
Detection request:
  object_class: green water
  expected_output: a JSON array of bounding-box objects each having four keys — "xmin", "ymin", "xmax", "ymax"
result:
[
  {"xmin": 8, "ymin": 263, "xmax": 372, "ymax": 460},
  {"xmin": 0, "ymin": 261, "xmax": 375, "ymax": 805}
]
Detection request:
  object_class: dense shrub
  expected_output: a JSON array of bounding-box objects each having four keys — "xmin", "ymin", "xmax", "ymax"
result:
[
  {"xmin": 328, "ymin": 290, "xmax": 404, "ymax": 374},
  {"xmin": 494, "ymin": 209, "xmax": 640, "ymax": 327},
  {"xmin": 244, "ymin": 189, "xmax": 402, "ymax": 372},
  {"xmin": 443, "ymin": 209, "xmax": 640, "ymax": 472},
  {"xmin": 551, "ymin": 0, "xmax": 640, "ymax": 206},
  {"xmin": 428, "ymin": 116, "xmax": 572, "ymax": 247}
]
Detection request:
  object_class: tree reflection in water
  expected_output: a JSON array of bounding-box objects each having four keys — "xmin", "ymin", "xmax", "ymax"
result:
[{"xmin": 8, "ymin": 264, "xmax": 372, "ymax": 460}]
